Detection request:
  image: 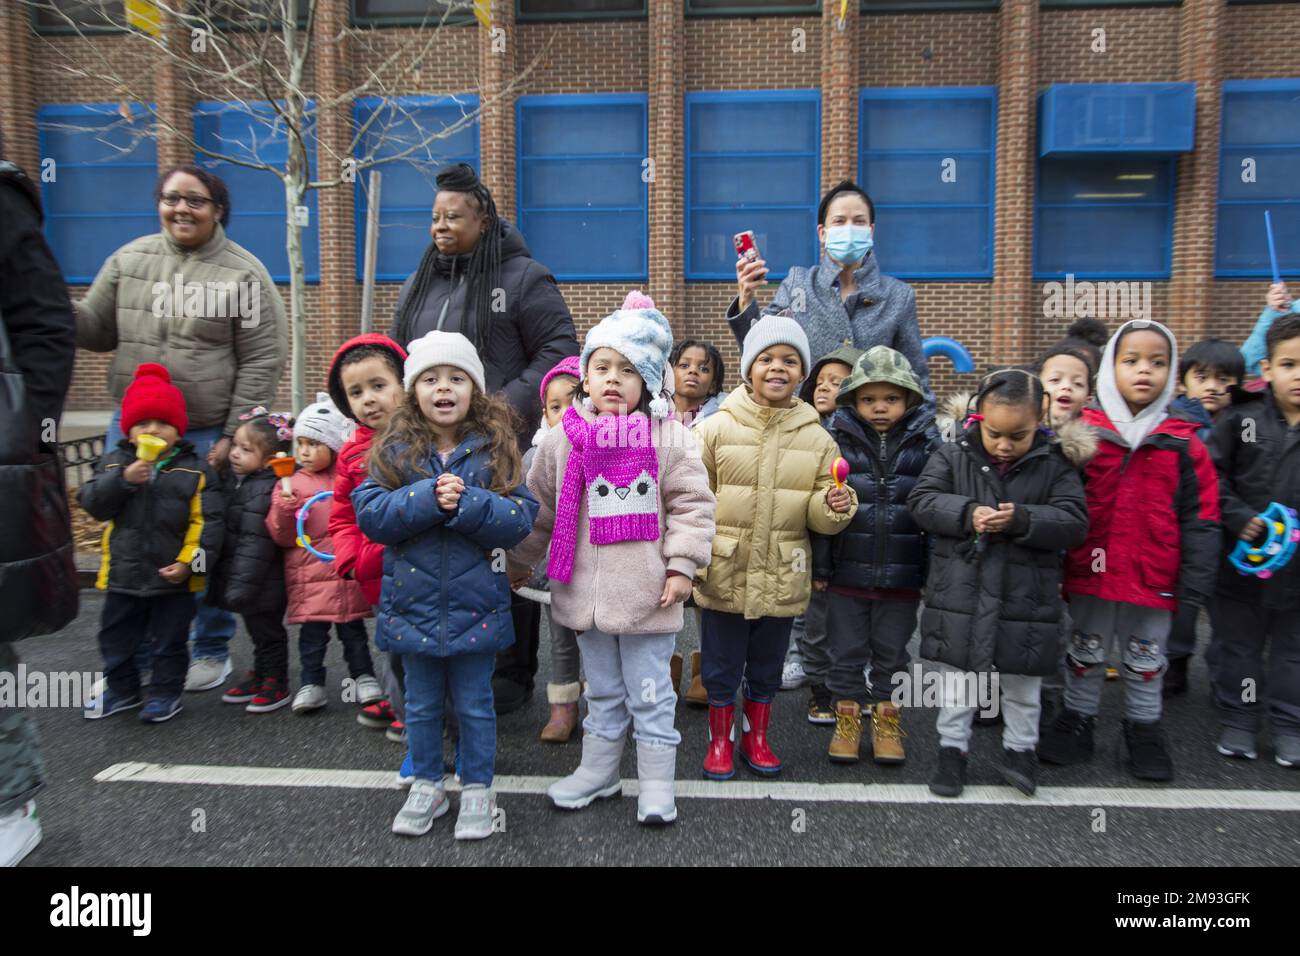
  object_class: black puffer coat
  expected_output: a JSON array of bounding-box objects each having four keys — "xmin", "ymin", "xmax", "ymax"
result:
[
  {"xmin": 813, "ymin": 403, "xmax": 940, "ymax": 591},
  {"xmin": 907, "ymin": 417, "xmax": 1090, "ymax": 675},
  {"xmin": 1208, "ymin": 386, "xmax": 1300, "ymax": 610},
  {"xmin": 206, "ymin": 467, "xmax": 284, "ymax": 615},
  {"xmin": 388, "ymin": 220, "xmax": 578, "ymax": 429},
  {"xmin": 78, "ymin": 440, "xmax": 225, "ymax": 596}
]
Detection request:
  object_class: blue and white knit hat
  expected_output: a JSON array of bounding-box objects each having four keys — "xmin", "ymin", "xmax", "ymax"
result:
[{"xmin": 580, "ymin": 290, "xmax": 675, "ymax": 418}]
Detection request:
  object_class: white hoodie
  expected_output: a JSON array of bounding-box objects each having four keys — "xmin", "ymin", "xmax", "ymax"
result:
[{"xmin": 1094, "ymin": 318, "xmax": 1180, "ymax": 449}]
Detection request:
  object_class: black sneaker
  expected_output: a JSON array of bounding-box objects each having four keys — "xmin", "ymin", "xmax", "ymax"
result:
[
  {"xmin": 806, "ymin": 684, "xmax": 835, "ymax": 725},
  {"xmin": 1124, "ymin": 719, "xmax": 1174, "ymax": 781},
  {"xmin": 1162, "ymin": 657, "xmax": 1189, "ymax": 697},
  {"xmin": 1037, "ymin": 707, "xmax": 1096, "ymax": 765},
  {"xmin": 999, "ymin": 747, "xmax": 1038, "ymax": 796},
  {"xmin": 929, "ymin": 747, "xmax": 967, "ymax": 798}
]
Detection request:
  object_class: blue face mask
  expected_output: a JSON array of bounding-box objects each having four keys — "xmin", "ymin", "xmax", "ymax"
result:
[{"xmin": 824, "ymin": 224, "xmax": 873, "ymax": 266}]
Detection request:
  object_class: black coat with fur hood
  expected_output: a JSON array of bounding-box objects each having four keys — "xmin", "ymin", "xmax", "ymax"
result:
[{"xmin": 907, "ymin": 394, "xmax": 1094, "ymax": 675}]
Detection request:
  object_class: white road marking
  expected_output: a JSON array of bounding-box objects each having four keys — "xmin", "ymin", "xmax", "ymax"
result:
[{"xmin": 94, "ymin": 762, "xmax": 1300, "ymax": 811}]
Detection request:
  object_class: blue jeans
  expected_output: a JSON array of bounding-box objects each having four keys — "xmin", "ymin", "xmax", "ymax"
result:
[
  {"xmin": 401, "ymin": 652, "xmax": 496, "ymax": 787},
  {"xmin": 106, "ymin": 408, "xmax": 237, "ymax": 662}
]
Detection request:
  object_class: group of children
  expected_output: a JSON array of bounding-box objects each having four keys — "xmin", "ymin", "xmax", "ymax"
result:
[{"xmin": 78, "ymin": 280, "xmax": 1300, "ymax": 840}]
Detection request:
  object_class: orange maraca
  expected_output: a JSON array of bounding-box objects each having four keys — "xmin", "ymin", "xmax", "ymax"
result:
[{"xmin": 270, "ymin": 452, "xmax": 296, "ymax": 494}]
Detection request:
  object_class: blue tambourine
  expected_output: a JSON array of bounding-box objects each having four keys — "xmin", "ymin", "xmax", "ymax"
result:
[
  {"xmin": 295, "ymin": 490, "xmax": 336, "ymax": 562},
  {"xmin": 1229, "ymin": 502, "xmax": 1300, "ymax": 579}
]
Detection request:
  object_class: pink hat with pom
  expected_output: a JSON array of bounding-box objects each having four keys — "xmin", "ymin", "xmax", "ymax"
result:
[{"xmin": 578, "ymin": 290, "xmax": 675, "ymax": 418}]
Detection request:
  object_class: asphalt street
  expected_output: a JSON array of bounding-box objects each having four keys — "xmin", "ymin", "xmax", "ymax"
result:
[{"xmin": 12, "ymin": 591, "xmax": 1300, "ymax": 866}]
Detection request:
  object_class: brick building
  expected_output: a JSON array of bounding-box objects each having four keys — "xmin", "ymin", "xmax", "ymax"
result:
[{"xmin": 1, "ymin": 0, "xmax": 1296, "ymax": 413}]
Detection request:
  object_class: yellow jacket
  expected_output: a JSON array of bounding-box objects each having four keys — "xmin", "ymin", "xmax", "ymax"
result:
[{"xmin": 692, "ymin": 385, "xmax": 857, "ymax": 619}]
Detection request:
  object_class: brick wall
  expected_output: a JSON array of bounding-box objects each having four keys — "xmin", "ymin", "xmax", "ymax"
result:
[{"xmin": 11, "ymin": 0, "xmax": 1296, "ymax": 418}]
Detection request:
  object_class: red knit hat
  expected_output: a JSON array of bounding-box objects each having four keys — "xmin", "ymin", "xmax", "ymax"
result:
[{"xmin": 121, "ymin": 363, "xmax": 188, "ymax": 436}]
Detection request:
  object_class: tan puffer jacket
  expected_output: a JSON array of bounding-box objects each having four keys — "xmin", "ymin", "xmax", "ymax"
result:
[
  {"xmin": 692, "ymin": 384, "xmax": 858, "ymax": 619},
  {"xmin": 75, "ymin": 223, "xmax": 287, "ymax": 436}
]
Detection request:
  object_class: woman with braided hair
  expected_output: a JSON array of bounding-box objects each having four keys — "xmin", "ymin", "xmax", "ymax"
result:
[
  {"xmin": 388, "ymin": 163, "xmax": 578, "ymax": 432},
  {"xmin": 389, "ymin": 163, "xmax": 578, "ymax": 714}
]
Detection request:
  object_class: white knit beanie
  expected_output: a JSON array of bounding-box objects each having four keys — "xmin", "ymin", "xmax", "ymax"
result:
[
  {"xmin": 293, "ymin": 393, "xmax": 352, "ymax": 452},
  {"xmin": 403, "ymin": 330, "xmax": 487, "ymax": 394},
  {"xmin": 740, "ymin": 312, "xmax": 812, "ymax": 383},
  {"xmin": 580, "ymin": 290, "xmax": 676, "ymax": 418}
]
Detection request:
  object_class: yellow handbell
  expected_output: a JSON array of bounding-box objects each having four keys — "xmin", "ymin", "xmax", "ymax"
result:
[{"xmin": 135, "ymin": 434, "xmax": 167, "ymax": 462}]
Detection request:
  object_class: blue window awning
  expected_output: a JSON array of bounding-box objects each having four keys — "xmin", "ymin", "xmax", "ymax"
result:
[{"xmin": 1039, "ymin": 83, "xmax": 1196, "ymax": 158}]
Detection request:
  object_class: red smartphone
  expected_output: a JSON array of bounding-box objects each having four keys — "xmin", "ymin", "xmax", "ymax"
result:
[{"xmin": 733, "ymin": 230, "xmax": 760, "ymax": 263}]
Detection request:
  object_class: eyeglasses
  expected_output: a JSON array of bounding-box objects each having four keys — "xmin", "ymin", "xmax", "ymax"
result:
[{"xmin": 160, "ymin": 192, "xmax": 215, "ymax": 210}]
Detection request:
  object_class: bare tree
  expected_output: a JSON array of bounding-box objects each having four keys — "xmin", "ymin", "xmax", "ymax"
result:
[{"xmin": 26, "ymin": 0, "xmax": 548, "ymax": 411}]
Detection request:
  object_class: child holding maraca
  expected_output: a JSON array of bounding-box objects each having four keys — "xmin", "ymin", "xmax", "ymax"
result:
[
  {"xmin": 813, "ymin": 347, "xmax": 941, "ymax": 767},
  {"xmin": 1206, "ymin": 315, "xmax": 1300, "ymax": 767},
  {"xmin": 264, "ymin": 395, "xmax": 379, "ymax": 715},
  {"xmin": 693, "ymin": 315, "xmax": 857, "ymax": 780}
]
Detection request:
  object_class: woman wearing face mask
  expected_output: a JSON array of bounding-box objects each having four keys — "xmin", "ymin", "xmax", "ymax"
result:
[{"xmin": 727, "ymin": 180, "xmax": 930, "ymax": 401}]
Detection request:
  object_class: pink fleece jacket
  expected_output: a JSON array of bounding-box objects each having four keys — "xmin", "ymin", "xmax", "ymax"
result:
[{"xmin": 510, "ymin": 407, "xmax": 717, "ymax": 635}]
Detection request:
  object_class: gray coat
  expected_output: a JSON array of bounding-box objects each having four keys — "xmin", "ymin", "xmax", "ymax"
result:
[{"xmin": 725, "ymin": 251, "xmax": 930, "ymax": 399}]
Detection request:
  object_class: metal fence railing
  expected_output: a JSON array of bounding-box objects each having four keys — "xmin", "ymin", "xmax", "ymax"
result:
[{"xmin": 58, "ymin": 433, "xmax": 106, "ymax": 488}]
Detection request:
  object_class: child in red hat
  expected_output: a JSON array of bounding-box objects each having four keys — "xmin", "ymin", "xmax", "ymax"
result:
[{"xmin": 79, "ymin": 364, "xmax": 225, "ymax": 723}]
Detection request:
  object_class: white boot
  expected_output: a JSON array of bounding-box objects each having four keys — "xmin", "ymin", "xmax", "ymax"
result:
[
  {"xmin": 636, "ymin": 741, "xmax": 677, "ymax": 825},
  {"xmin": 548, "ymin": 734, "xmax": 624, "ymax": 809},
  {"xmin": 0, "ymin": 800, "xmax": 41, "ymax": 867}
]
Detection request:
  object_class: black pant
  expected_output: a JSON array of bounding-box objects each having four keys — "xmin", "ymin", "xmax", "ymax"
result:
[
  {"xmin": 495, "ymin": 591, "xmax": 540, "ymax": 689},
  {"xmin": 244, "ymin": 607, "xmax": 289, "ymax": 683},
  {"xmin": 825, "ymin": 592, "xmax": 919, "ymax": 705},
  {"xmin": 1166, "ymin": 603, "xmax": 1200, "ymax": 662},
  {"xmin": 1208, "ymin": 594, "xmax": 1300, "ymax": 735},
  {"xmin": 99, "ymin": 591, "xmax": 196, "ymax": 699},
  {"xmin": 299, "ymin": 619, "xmax": 373, "ymax": 686},
  {"xmin": 700, "ymin": 610, "xmax": 793, "ymax": 706}
]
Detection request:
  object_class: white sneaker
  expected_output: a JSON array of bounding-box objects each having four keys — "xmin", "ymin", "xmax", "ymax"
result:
[
  {"xmin": 292, "ymin": 684, "xmax": 327, "ymax": 713},
  {"xmin": 454, "ymin": 785, "xmax": 496, "ymax": 841},
  {"xmin": 392, "ymin": 779, "xmax": 449, "ymax": 836},
  {"xmin": 781, "ymin": 658, "xmax": 807, "ymax": 691},
  {"xmin": 185, "ymin": 657, "xmax": 232, "ymax": 692},
  {"xmin": 354, "ymin": 673, "xmax": 384, "ymax": 705},
  {"xmin": 0, "ymin": 800, "xmax": 41, "ymax": 867}
]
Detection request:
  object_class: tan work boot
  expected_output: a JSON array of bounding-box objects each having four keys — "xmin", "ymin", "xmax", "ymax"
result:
[
  {"xmin": 870, "ymin": 702, "xmax": 906, "ymax": 765},
  {"xmin": 684, "ymin": 651, "xmax": 708, "ymax": 707},
  {"xmin": 540, "ymin": 682, "xmax": 581, "ymax": 744},
  {"xmin": 828, "ymin": 701, "xmax": 862, "ymax": 764},
  {"xmin": 670, "ymin": 653, "xmax": 683, "ymax": 698}
]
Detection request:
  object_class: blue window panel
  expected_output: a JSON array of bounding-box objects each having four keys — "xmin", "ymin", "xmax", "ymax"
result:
[
  {"xmin": 1216, "ymin": 80, "xmax": 1300, "ymax": 278},
  {"xmin": 194, "ymin": 100, "xmax": 319, "ymax": 283},
  {"xmin": 874, "ymin": 207, "xmax": 990, "ymax": 276},
  {"xmin": 685, "ymin": 91, "xmax": 820, "ymax": 281},
  {"xmin": 858, "ymin": 88, "xmax": 997, "ymax": 279},
  {"xmin": 518, "ymin": 94, "xmax": 647, "ymax": 280},
  {"xmin": 353, "ymin": 95, "xmax": 480, "ymax": 282},
  {"xmin": 689, "ymin": 208, "xmax": 815, "ymax": 281},
  {"xmin": 37, "ymin": 103, "xmax": 158, "ymax": 283},
  {"xmin": 1034, "ymin": 158, "xmax": 1174, "ymax": 279},
  {"xmin": 1038, "ymin": 83, "xmax": 1196, "ymax": 157}
]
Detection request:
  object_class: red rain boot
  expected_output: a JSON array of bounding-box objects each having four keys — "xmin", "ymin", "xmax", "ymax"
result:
[
  {"xmin": 702, "ymin": 704, "xmax": 736, "ymax": 780},
  {"xmin": 739, "ymin": 698, "xmax": 782, "ymax": 775}
]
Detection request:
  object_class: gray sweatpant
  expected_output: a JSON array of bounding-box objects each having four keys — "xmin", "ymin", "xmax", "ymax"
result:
[
  {"xmin": 1064, "ymin": 594, "xmax": 1171, "ymax": 723},
  {"xmin": 546, "ymin": 606, "xmax": 581, "ymax": 689},
  {"xmin": 935, "ymin": 663, "xmax": 1041, "ymax": 753},
  {"xmin": 786, "ymin": 590, "xmax": 831, "ymax": 683},
  {"xmin": 578, "ymin": 627, "xmax": 681, "ymax": 748},
  {"xmin": 826, "ymin": 592, "xmax": 919, "ymax": 705}
]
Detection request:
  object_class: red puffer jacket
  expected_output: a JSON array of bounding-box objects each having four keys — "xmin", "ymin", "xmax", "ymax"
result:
[
  {"xmin": 330, "ymin": 427, "xmax": 385, "ymax": 606},
  {"xmin": 1064, "ymin": 404, "xmax": 1221, "ymax": 611},
  {"xmin": 266, "ymin": 465, "xmax": 371, "ymax": 624}
]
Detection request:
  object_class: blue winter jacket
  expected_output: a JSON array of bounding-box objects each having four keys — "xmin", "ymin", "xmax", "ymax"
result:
[
  {"xmin": 1242, "ymin": 303, "xmax": 1300, "ymax": 377},
  {"xmin": 353, "ymin": 435, "xmax": 540, "ymax": 658},
  {"xmin": 1169, "ymin": 394, "xmax": 1213, "ymax": 444}
]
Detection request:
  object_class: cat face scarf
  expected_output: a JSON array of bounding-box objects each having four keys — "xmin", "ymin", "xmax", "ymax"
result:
[{"xmin": 546, "ymin": 405, "xmax": 661, "ymax": 584}]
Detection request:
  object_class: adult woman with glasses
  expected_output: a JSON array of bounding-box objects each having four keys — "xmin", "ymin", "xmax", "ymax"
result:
[{"xmin": 75, "ymin": 164, "xmax": 288, "ymax": 693}]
